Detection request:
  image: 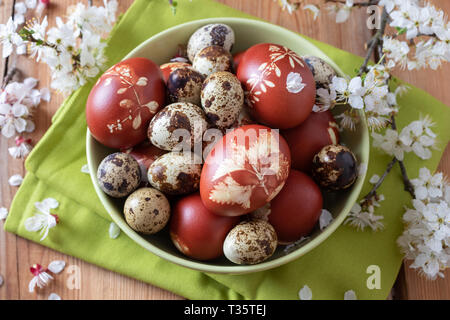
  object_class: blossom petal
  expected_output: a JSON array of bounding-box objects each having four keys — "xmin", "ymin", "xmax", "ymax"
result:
[
  {"xmin": 299, "ymin": 285, "xmax": 313, "ymax": 300},
  {"xmin": 48, "ymin": 260, "xmax": 66, "ymax": 274}
]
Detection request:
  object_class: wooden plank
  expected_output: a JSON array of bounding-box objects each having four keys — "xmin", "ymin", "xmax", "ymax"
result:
[{"xmin": 0, "ymin": 0, "xmax": 449, "ymax": 300}]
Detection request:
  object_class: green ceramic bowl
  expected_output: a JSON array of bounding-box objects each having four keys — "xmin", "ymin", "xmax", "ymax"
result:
[{"xmin": 86, "ymin": 17, "xmax": 370, "ymax": 274}]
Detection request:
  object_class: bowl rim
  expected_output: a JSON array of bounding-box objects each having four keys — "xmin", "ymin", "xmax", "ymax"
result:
[{"xmin": 86, "ymin": 17, "xmax": 370, "ymax": 274}]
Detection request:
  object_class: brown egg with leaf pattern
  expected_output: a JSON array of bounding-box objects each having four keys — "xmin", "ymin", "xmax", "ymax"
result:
[{"xmin": 87, "ymin": 57, "xmax": 165, "ymax": 149}]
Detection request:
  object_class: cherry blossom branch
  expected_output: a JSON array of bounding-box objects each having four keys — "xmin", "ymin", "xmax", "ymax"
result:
[
  {"xmin": 1, "ymin": 67, "xmax": 19, "ymax": 89},
  {"xmin": 363, "ymin": 156, "xmax": 398, "ymax": 201},
  {"xmin": 358, "ymin": 7, "xmax": 389, "ymax": 75},
  {"xmin": 358, "ymin": 7, "xmax": 416, "ymax": 200},
  {"xmin": 389, "ymin": 115, "xmax": 415, "ymax": 197},
  {"xmin": 325, "ymin": 0, "xmax": 379, "ymax": 7}
]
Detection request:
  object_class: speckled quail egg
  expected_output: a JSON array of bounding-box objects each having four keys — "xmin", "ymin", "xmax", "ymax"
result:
[
  {"xmin": 187, "ymin": 23, "xmax": 235, "ymax": 62},
  {"xmin": 167, "ymin": 67, "xmax": 204, "ymax": 105},
  {"xmin": 193, "ymin": 45, "xmax": 233, "ymax": 77},
  {"xmin": 97, "ymin": 152, "xmax": 141, "ymax": 198},
  {"xmin": 311, "ymin": 144, "xmax": 358, "ymax": 191},
  {"xmin": 302, "ymin": 56, "xmax": 337, "ymax": 89},
  {"xmin": 148, "ymin": 102, "xmax": 208, "ymax": 151},
  {"xmin": 160, "ymin": 61, "xmax": 191, "ymax": 82},
  {"xmin": 201, "ymin": 71, "xmax": 244, "ymax": 129},
  {"xmin": 123, "ymin": 187, "xmax": 171, "ymax": 235},
  {"xmin": 148, "ymin": 152, "xmax": 202, "ymax": 195},
  {"xmin": 223, "ymin": 220, "xmax": 278, "ymax": 265}
]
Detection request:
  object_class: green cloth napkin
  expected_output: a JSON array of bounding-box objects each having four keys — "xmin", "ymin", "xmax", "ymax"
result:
[{"xmin": 5, "ymin": 0, "xmax": 450, "ymax": 300}]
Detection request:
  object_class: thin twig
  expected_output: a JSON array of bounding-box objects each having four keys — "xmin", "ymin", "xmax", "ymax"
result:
[
  {"xmin": 2, "ymin": 68, "xmax": 19, "ymax": 89},
  {"xmin": 88, "ymin": 0, "xmax": 93, "ymax": 6},
  {"xmin": 389, "ymin": 115, "xmax": 416, "ymax": 197},
  {"xmin": 325, "ymin": 0, "xmax": 380, "ymax": 7},
  {"xmin": 363, "ymin": 157, "xmax": 398, "ymax": 201},
  {"xmin": 358, "ymin": 7, "xmax": 389, "ymax": 75},
  {"xmin": 2, "ymin": 0, "xmax": 17, "ymax": 82}
]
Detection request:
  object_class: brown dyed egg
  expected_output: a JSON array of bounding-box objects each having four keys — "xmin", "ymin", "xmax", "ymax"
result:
[
  {"xmin": 97, "ymin": 152, "xmax": 141, "ymax": 198},
  {"xmin": 160, "ymin": 62, "xmax": 191, "ymax": 82},
  {"xmin": 311, "ymin": 144, "xmax": 358, "ymax": 191},
  {"xmin": 237, "ymin": 43, "xmax": 315, "ymax": 129},
  {"xmin": 281, "ymin": 110, "xmax": 339, "ymax": 172},
  {"xmin": 148, "ymin": 102, "xmax": 208, "ymax": 151},
  {"xmin": 123, "ymin": 141, "xmax": 167, "ymax": 183},
  {"xmin": 148, "ymin": 152, "xmax": 202, "ymax": 195},
  {"xmin": 123, "ymin": 187, "xmax": 170, "ymax": 234},
  {"xmin": 201, "ymin": 71, "xmax": 243, "ymax": 129},
  {"xmin": 193, "ymin": 45, "xmax": 233, "ymax": 77},
  {"xmin": 86, "ymin": 58, "xmax": 165, "ymax": 149},
  {"xmin": 187, "ymin": 23, "xmax": 235, "ymax": 62},
  {"xmin": 223, "ymin": 220, "xmax": 277, "ymax": 265},
  {"xmin": 302, "ymin": 56, "xmax": 337, "ymax": 89},
  {"xmin": 167, "ymin": 67, "xmax": 204, "ymax": 105}
]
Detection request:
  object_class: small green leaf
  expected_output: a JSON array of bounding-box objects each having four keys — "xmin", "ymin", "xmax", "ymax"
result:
[{"xmin": 396, "ymin": 27, "xmax": 407, "ymax": 35}]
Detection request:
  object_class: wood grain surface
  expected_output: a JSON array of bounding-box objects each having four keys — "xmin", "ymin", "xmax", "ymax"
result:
[{"xmin": 0, "ymin": 0, "xmax": 449, "ymax": 300}]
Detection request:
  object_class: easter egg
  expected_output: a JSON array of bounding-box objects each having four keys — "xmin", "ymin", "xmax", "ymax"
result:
[
  {"xmin": 237, "ymin": 43, "xmax": 315, "ymax": 129},
  {"xmin": 86, "ymin": 57, "xmax": 165, "ymax": 149}
]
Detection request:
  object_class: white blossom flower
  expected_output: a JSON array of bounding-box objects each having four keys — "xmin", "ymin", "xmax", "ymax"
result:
[
  {"xmin": 331, "ymin": 76, "xmax": 365, "ymax": 109},
  {"xmin": 372, "ymin": 129, "xmax": 407, "ymax": 161},
  {"xmin": 0, "ymin": 17, "xmax": 26, "ymax": 58},
  {"xmin": 335, "ymin": 110, "xmax": 359, "ymax": 131},
  {"xmin": 276, "ymin": 0, "xmax": 300, "ymax": 14},
  {"xmin": 299, "ymin": 285, "xmax": 312, "ymax": 300},
  {"xmin": 344, "ymin": 290, "xmax": 357, "ymax": 300},
  {"xmin": 47, "ymin": 260, "xmax": 66, "ymax": 274},
  {"xmin": 313, "ymin": 87, "xmax": 337, "ymax": 112},
  {"xmin": 319, "ymin": 209, "xmax": 333, "ymax": 230},
  {"xmin": 28, "ymin": 263, "xmax": 53, "ymax": 292},
  {"xmin": 327, "ymin": 0, "xmax": 354, "ymax": 24},
  {"xmin": 14, "ymin": 2, "xmax": 28, "ymax": 26},
  {"xmin": 397, "ymin": 192, "xmax": 450, "ymax": 279},
  {"xmin": 383, "ymin": 37, "xmax": 410, "ymax": 69},
  {"xmin": 48, "ymin": 293, "xmax": 61, "ymax": 300},
  {"xmin": 345, "ymin": 198, "xmax": 385, "ymax": 232},
  {"xmin": 0, "ymin": 207, "xmax": 8, "ymax": 220},
  {"xmin": 378, "ymin": 0, "xmax": 395, "ymax": 13},
  {"xmin": 0, "ymin": 103, "xmax": 29, "ymax": 138},
  {"xmin": 9, "ymin": 136, "xmax": 33, "ymax": 159},
  {"xmin": 24, "ymin": 197, "xmax": 59, "ymax": 241},
  {"xmin": 8, "ymin": 174, "xmax": 23, "ymax": 186},
  {"xmin": 411, "ymin": 167, "xmax": 444, "ymax": 201},
  {"xmin": 399, "ymin": 117, "xmax": 436, "ymax": 160}
]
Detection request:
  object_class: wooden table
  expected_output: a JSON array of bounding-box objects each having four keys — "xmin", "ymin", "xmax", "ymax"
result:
[{"xmin": 0, "ymin": 0, "xmax": 449, "ymax": 300}]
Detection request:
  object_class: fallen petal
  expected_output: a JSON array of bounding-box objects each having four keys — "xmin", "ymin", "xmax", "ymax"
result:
[
  {"xmin": 0, "ymin": 207, "xmax": 8, "ymax": 220},
  {"xmin": 109, "ymin": 222, "xmax": 120, "ymax": 239},
  {"xmin": 48, "ymin": 260, "xmax": 66, "ymax": 274},
  {"xmin": 48, "ymin": 293, "xmax": 61, "ymax": 300},
  {"xmin": 344, "ymin": 290, "xmax": 357, "ymax": 300},
  {"xmin": 299, "ymin": 285, "xmax": 312, "ymax": 300},
  {"xmin": 8, "ymin": 174, "xmax": 24, "ymax": 186}
]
